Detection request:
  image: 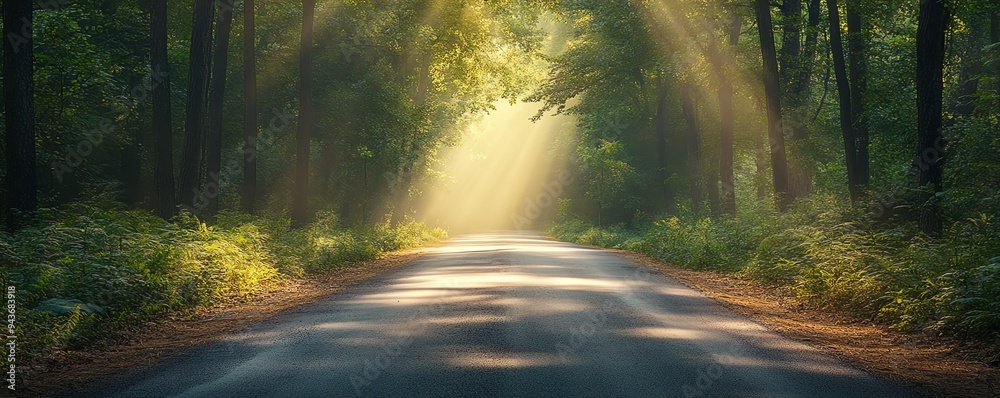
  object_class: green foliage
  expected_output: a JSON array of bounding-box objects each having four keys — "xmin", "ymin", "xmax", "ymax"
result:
[
  {"xmin": 948, "ymin": 256, "xmax": 1000, "ymax": 336},
  {"xmin": 549, "ymin": 218, "xmax": 642, "ymax": 250},
  {"xmin": 579, "ymin": 139, "xmax": 644, "ymax": 219},
  {"xmin": 2, "ymin": 201, "xmax": 445, "ymax": 359},
  {"xmin": 631, "ymin": 200, "xmax": 780, "ymax": 272},
  {"xmin": 551, "ymin": 193, "xmax": 1000, "ymax": 343}
]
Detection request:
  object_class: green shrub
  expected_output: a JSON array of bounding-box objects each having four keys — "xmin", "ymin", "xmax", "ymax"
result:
[
  {"xmin": 549, "ymin": 218, "xmax": 642, "ymax": 250},
  {"xmin": 3, "ymin": 201, "xmax": 446, "ymax": 360},
  {"xmin": 549, "ymin": 193, "xmax": 1000, "ymax": 344}
]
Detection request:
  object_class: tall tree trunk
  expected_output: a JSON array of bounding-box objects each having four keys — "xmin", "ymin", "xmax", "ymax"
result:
[
  {"xmin": 754, "ymin": 132, "xmax": 769, "ymax": 200},
  {"xmin": 292, "ymin": 0, "xmax": 315, "ymax": 228},
  {"xmin": 718, "ymin": 82, "xmax": 736, "ymax": 214},
  {"xmin": 779, "ymin": 0, "xmax": 803, "ymax": 99},
  {"xmin": 847, "ymin": 0, "xmax": 870, "ymax": 191},
  {"xmin": 915, "ymin": 0, "xmax": 949, "ymax": 236},
  {"xmin": 681, "ymin": 84, "xmax": 702, "ymax": 213},
  {"xmin": 151, "ymin": 0, "xmax": 175, "ymax": 218},
  {"xmin": 827, "ymin": 0, "xmax": 860, "ymax": 202},
  {"xmin": 706, "ymin": 162, "xmax": 721, "ymax": 215},
  {"xmin": 755, "ymin": 0, "xmax": 792, "ymax": 210},
  {"xmin": 242, "ymin": 0, "xmax": 258, "ymax": 214},
  {"xmin": 390, "ymin": 151, "xmax": 412, "ymax": 226},
  {"xmin": 992, "ymin": 13, "xmax": 999, "ymax": 125},
  {"xmin": 205, "ymin": 0, "xmax": 235, "ymax": 217},
  {"xmin": 706, "ymin": 7, "xmax": 735, "ymax": 216},
  {"xmin": 178, "ymin": 0, "xmax": 215, "ymax": 211},
  {"xmin": 790, "ymin": 0, "xmax": 822, "ymax": 198},
  {"xmin": 950, "ymin": 67, "xmax": 979, "ymax": 119},
  {"xmin": 391, "ymin": 53, "xmax": 432, "ymax": 226},
  {"xmin": 120, "ymin": 123, "xmax": 143, "ymax": 207},
  {"xmin": 719, "ymin": 10, "xmax": 741, "ymax": 215},
  {"xmin": 315, "ymin": 140, "xmax": 334, "ymax": 201},
  {"xmin": 948, "ymin": 19, "xmax": 986, "ymax": 121},
  {"xmin": 780, "ymin": 0, "xmax": 816, "ymax": 199},
  {"xmin": 3, "ymin": 0, "xmax": 37, "ymax": 230},
  {"xmin": 800, "ymin": 0, "xmax": 821, "ymax": 95},
  {"xmin": 656, "ymin": 78, "xmax": 678, "ymax": 215}
]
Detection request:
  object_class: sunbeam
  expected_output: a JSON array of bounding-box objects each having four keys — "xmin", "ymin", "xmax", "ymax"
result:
[{"xmin": 416, "ymin": 99, "xmax": 575, "ymax": 233}]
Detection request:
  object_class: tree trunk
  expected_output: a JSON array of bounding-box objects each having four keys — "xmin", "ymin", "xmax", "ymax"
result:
[
  {"xmin": 755, "ymin": 0, "xmax": 791, "ymax": 210},
  {"xmin": 656, "ymin": 78, "xmax": 678, "ymax": 215},
  {"xmin": 827, "ymin": 0, "xmax": 860, "ymax": 202},
  {"xmin": 948, "ymin": 19, "xmax": 986, "ymax": 121},
  {"xmin": 706, "ymin": 163, "xmax": 721, "ymax": 215},
  {"xmin": 391, "ymin": 53, "xmax": 432, "ymax": 226},
  {"xmin": 292, "ymin": 0, "xmax": 315, "ymax": 228},
  {"xmin": 718, "ymin": 83, "xmax": 736, "ymax": 215},
  {"xmin": 993, "ymin": 13, "xmax": 999, "ymax": 125},
  {"xmin": 780, "ymin": 0, "xmax": 817, "ymax": 200},
  {"xmin": 120, "ymin": 123, "xmax": 143, "ymax": 207},
  {"xmin": 3, "ymin": 0, "xmax": 37, "ymax": 230},
  {"xmin": 681, "ymin": 84, "xmax": 702, "ymax": 213},
  {"xmin": 242, "ymin": 0, "xmax": 258, "ymax": 214},
  {"xmin": 390, "ymin": 164, "xmax": 413, "ymax": 225},
  {"xmin": 779, "ymin": 0, "xmax": 803, "ymax": 100},
  {"xmin": 754, "ymin": 132, "xmax": 769, "ymax": 200},
  {"xmin": 950, "ymin": 68, "xmax": 979, "ymax": 119},
  {"xmin": 719, "ymin": 10, "xmax": 741, "ymax": 215},
  {"xmin": 847, "ymin": 0, "xmax": 869, "ymax": 191},
  {"xmin": 706, "ymin": 6, "xmax": 737, "ymax": 215},
  {"xmin": 915, "ymin": 0, "xmax": 948, "ymax": 236},
  {"xmin": 151, "ymin": 0, "xmax": 175, "ymax": 219},
  {"xmin": 800, "ymin": 0, "xmax": 821, "ymax": 96},
  {"xmin": 390, "ymin": 138, "xmax": 412, "ymax": 227},
  {"xmin": 205, "ymin": 0, "xmax": 235, "ymax": 217},
  {"xmin": 178, "ymin": 0, "xmax": 215, "ymax": 211},
  {"xmin": 790, "ymin": 0, "xmax": 822, "ymax": 198}
]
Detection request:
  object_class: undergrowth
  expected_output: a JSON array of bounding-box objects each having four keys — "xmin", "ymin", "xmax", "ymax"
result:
[
  {"xmin": 0, "ymin": 201, "xmax": 446, "ymax": 361},
  {"xmin": 550, "ymin": 194, "xmax": 1000, "ymax": 345}
]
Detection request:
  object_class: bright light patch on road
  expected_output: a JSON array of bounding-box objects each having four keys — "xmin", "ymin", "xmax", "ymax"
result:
[
  {"xmin": 619, "ymin": 327, "xmax": 711, "ymax": 341},
  {"xmin": 446, "ymin": 352, "xmax": 565, "ymax": 369}
]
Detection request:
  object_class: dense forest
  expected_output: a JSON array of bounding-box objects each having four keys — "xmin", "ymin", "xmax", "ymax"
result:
[
  {"xmin": 1, "ymin": 0, "xmax": 999, "ymax": 373},
  {"xmin": 1, "ymin": 0, "xmax": 550, "ymax": 363},
  {"xmin": 543, "ymin": 0, "xmax": 1000, "ymax": 350}
]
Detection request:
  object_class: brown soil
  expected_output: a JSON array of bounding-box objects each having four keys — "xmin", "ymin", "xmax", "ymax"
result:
[
  {"xmin": 24, "ymin": 246, "xmax": 437, "ymax": 397},
  {"xmin": 610, "ymin": 249, "xmax": 1000, "ymax": 398}
]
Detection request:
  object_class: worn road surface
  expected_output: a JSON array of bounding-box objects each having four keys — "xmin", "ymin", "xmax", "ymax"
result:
[{"xmin": 64, "ymin": 233, "xmax": 921, "ymax": 398}]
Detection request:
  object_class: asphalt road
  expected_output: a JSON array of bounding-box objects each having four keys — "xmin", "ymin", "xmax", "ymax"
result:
[{"xmin": 63, "ymin": 233, "xmax": 921, "ymax": 398}]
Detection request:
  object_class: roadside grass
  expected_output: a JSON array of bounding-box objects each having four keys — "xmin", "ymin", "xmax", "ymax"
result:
[
  {"xmin": 0, "ymin": 200, "xmax": 446, "ymax": 362},
  {"xmin": 549, "ymin": 194, "xmax": 1000, "ymax": 348}
]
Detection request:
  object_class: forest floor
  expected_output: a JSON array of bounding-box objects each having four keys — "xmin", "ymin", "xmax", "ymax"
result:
[{"xmin": 24, "ymin": 241, "xmax": 999, "ymax": 397}]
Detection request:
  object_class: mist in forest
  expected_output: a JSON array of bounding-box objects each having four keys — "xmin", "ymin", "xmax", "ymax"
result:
[{"xmin": 416, "ymin": 101, "xmax": 575, "ymax": 233}]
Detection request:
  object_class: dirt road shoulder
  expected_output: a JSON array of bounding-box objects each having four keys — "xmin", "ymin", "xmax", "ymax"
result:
[{"xmin": 611, "ymin": 249, "xmax": 999, "ymax": 398}]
